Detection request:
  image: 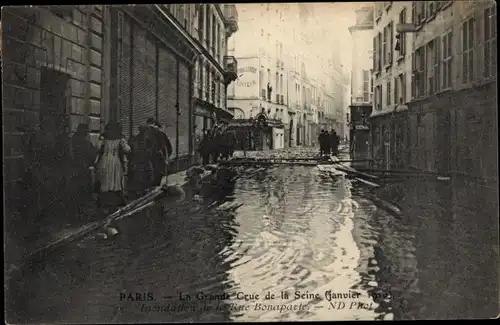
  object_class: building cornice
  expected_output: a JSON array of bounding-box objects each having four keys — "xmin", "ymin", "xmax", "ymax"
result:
[{"xmin": 348, "ymin": 25, "xmax": 374, "ymax": 33}]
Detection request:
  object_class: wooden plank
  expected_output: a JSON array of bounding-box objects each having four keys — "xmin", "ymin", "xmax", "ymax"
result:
[
  {"xmin": 334, "ymin": 164, "xmax": 379, "ymax": 180},
  {"xmin": 219, "ymin": 160, "xmax": 318, "ymax": 166},
  {"xmin": 354, "ymin": 177, "xmax": 380, "ymax": 188}
]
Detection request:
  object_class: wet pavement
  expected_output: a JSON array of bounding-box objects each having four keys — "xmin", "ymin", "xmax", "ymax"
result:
[{"xmin": 6, "ymin": 149, "xmax": 498, "ymax": 322}]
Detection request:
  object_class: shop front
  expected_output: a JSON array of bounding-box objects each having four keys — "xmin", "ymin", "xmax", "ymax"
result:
[{"xmin": 113, "ymin": 6, "xmax": 197, "ymax": 173}]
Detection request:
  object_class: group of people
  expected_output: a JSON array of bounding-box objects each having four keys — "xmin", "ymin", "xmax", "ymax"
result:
[
  {"xmin": 197, "ymin": 121, "xmax": 237, "ymax": 165},
  {"xmin": 71, "ymin": 118, "xmax": 173, "ymax": 214},
  {"xmin": 318, "ymin": 129, "xmax": 340, "ymax": 157}
]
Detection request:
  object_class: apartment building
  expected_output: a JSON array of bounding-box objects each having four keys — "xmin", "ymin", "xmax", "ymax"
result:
[
  {"xmin": 407, "ymin": 0, "xmax": 496, "ymax": 182},
  {"xmin": 349, "ymin": 5, "xmax": 376, "ymax": 159},
  {"xmin": 371, "ymin": 1, "xmax": 414, "ymax": 169},
  {"xmin": 186, "ymin": 4, "xmax": 239, "ymax": 134},
  {"xmin": 227, "ymin": 3, "xmax": 290, "ymax": 150}
]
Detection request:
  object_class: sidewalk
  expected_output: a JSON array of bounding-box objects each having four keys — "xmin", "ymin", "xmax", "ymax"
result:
[{"xmin": 6, "ymin": 166, "xmax": 214, "ymax": 268}]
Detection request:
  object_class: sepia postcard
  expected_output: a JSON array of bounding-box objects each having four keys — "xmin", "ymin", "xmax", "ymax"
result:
[{"xmin": 3, "ymin": 2, "xmax": 499, "ymax": 323}]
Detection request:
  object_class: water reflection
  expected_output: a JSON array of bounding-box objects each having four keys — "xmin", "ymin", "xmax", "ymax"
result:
[{"xmin": 7, "ymin": 165, "xmax": 498, "ymax": 323}]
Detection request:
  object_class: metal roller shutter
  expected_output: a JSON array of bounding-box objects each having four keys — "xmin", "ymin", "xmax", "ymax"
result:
[
  {"xmin": 131, "ymin": 25, "xmax": 156, "ymax": 136},
  {"xmin": 118, "ymin": 12, "xmax": 132, "ymax": 139},
  {"xmin": 157, "ymin": 46, "xmax": 178, "ymax": 158},
  {"xmin": 178, "ymin": 62, "xmax": 191, "ymax": 157}
]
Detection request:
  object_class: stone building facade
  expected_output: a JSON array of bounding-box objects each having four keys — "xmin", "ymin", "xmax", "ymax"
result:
[
  {"xmin": 3, "ymin": 5, "xmax": 109, "ymax": 216},
  {"xmin": 371, "ymin": 1, "xmax": 414, "ymax": 170},
  {"xmin": 407, "ymin": 0, "xmax": 497, "ymax": 184}
]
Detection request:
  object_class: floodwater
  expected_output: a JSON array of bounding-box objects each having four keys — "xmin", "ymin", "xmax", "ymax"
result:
[{"xmin": 6, "ymin": 163, "xmax": 498, "ymax": 323}]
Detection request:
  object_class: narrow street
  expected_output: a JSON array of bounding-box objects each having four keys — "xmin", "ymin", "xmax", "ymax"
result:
[{"xmin": 7, "ymin": 149, "xmax": 497, "ymax": 322}]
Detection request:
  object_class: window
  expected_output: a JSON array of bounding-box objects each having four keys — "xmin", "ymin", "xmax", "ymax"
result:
[
  {"xmin": 205, "ymin": 8, "xmax": 210, "ymax": 47},
  {"xmin": 413, "ymin": 1, "xmax": 426, "ymax": 25},
  {"xmin": 389, "ymin": 22, "xmax": 393, "ymax": 64},
  {"xmin": 49, "ymin": 6, "xmax": 73, "ymax": 21},
  {"xmin": 280, "ymin": 74, "xmax": 284, "ymax": 97},
  {"xmin": 427, "ymin": 2, "xmax": 436, "ymax": 19},
  {"xmin": 363, "ymin": 70, "xmax": 370, "ymax": 102},
  {"xmin": 198, "ymin": 59, "xmax": 203, "ymax": 96},
  {"xmin": 197, "ymin": 5, "xmax": 203, "ymax": 41},
  {"xmin": 377, "ymin": 32, "xmax": 382, "ymax": 70},
  {"xmin": 275, "ymin": 72, "xmax": 279, "ymax": 98},
  {"xmin": 205, "ymin": 65, "xmax": 210, "ymax": 101},
  {"xmin": 399, "ymin": 8, "xmax": 407, "ymax": 55},
  {"xmin": 383, "ymin": 26, "xmax": 388, "ymax": 66},
  {"xmin": 442, "ymin": 32, "xmax": 452, "ymax": 88},
  {"xmin": 215, "ymin": 23, "xmax": 219, "ymax": 60},
  {"xmin": 394, "ymin": 76, "xmax": 399, "ymax": 104},
  {"xmin": 211, "ymin": 71, "xmax": 216, "ymax": 103},
  {"xmin": 484, "ymin": 6, "xmax": 497, "ymax": 78},
  {"xmin": 462, "ymin": 17, "xmax": 475, "ymax": 84},
  {"xmin": 426, "ymin": 39, "xmax": 439, "ymax": 95},
  {"xmin": 259, "ymin": 69, "xmax": 264, "ymax": 93},
  {"xmin": 179, "ymin": 5, "xmax": 186, "ymax": 28},
  {"xmin": 400, "ymin": 73, "xmax": 406, "ymax": 103},
  {"xmin": 386, "ymin": 81, "xmax": 391, "ymax": 106},
  {"xmin": 212, "ymin": 14, "xmax": 217, "ymax": 53},
  {"xmin": 370, "ymin": 74, "xmax": 374, "ymax": 94},
  {"xmin": 375, "ymin": 85, "xmax": 382, "ymax": 110},
  {"xmin": 412, "ymin": 47, "xmax": 426, "ymax": 98}
]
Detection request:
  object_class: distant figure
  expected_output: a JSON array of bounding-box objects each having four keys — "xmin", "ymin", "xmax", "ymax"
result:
[
  {"xmin": 198, "ymin": 129, "xmax": 212, "ymax": 165},
  {"xmin": 330, "ymin": 130, "xmax": 340, "ymax": 157},
  {"xmin": 128, "ymin": 125, "xmax": 155, "ymax": 198},
  {"xmin": 146, "ymin": 118, "xmax": 172, "ymax": 186},
  {"xmin": 155, "ymin": 121, "xmax": 173, "ymax": 185},
  {"xmin": 94, "ymin": 122, "xmax": 131, "ymax": 212},
  {"xmin": 318, "ymin": 130, "xmax": 327, "ymax": 156},
  {"xmin": 70, "ymin": 123, "xmax": 98, "ymax": 217}
]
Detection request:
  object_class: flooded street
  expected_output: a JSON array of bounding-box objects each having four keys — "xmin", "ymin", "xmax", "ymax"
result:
[{"xmin": 7, "ymin": 155, "xmax": 498, "ymax": 322}]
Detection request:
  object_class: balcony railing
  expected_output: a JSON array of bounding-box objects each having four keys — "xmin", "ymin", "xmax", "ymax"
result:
[
  {"xmin": 223, "ymin": 56, "xmax": 238, "ymax": 85},
  {"xmin": 223, "ymin": 4, "xmax": 239, "ymax": 37}
]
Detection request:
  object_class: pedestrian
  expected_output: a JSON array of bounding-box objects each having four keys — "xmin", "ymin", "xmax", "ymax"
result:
[
  {"xmin": 94, "ymin": 122, "xmax": 131, "ymax": 214},
  {"xmin": 70, "ymin": 123, "xmax": 98, "ymax": 217},
  {"xmin": 198, "ymin": 129, "xmax": 211, "ymax": 165},
  {"xmin": 211, "ymin": 127, "xmax": 223, "ymax": 163},
  {"xmin": 155, "ymin": 121, "xmax": 173, "ymax": 185},
  {"xmin": 318, "ymin": 130, "xmax": 326, "ymax": 156},
  {"xmin": 330, "ymin": 129, "xmax": 339, "ymax": 156},
  {"xmin": 146, "ymin": 118, "xmax": 169, "ymax": 186},
  {"xmin": 194, "ymin": 125, "xmax": 204, "ymax": 164},
  {"xmin": 128, "ymin": 125, "xmax": 155, "ymax": 199}
]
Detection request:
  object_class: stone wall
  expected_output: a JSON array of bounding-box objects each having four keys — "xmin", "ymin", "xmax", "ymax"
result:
[{"xmin": 2, "ymin": 6, "xmax": 108, "ymax": 215}]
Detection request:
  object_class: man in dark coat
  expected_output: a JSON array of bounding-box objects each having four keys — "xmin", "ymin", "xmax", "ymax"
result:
[
  {"xmin": 70, "ymin": 123, "xmax": 98, "ymax": 216},
  {"xmin": 147, "ymin": 118, "xmax": 173, "ymax": 186},
  {"xmin": 318, "ymin": 130, "xmax": 327, "ymax": 156},
  {"xmin": 330, "ymin": 129, "xmax": 340, "ymax": 157}
]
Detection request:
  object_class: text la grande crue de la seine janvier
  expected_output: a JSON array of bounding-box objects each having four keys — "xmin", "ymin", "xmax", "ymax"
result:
[{"xmin": 121, "ymin": 290, "xmax": 393, "ymax": 313}]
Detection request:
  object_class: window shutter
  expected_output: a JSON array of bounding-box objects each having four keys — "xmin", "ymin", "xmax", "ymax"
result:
[
  {"xmin": 132, "ymin": 28, "xmax": 157, "ymax": 134},
  {"xmin": 119, "ymin": 14, "xmax": 132, "ymax": 138},
  {"xmin": 178, "ymin": 62, "xmax": 191, "ymax": 156},
  {"xmin": 158, "ymin": 46, "xmax": 178, "ymax": 158}
]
